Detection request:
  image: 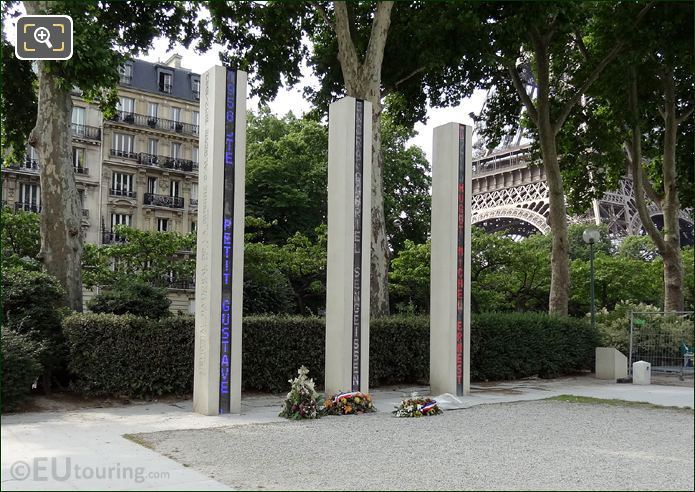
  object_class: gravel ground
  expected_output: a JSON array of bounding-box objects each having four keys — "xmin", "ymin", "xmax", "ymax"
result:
[{"xmin": 135, "ymin": 401, "xmax": 694, "ymax": 490}]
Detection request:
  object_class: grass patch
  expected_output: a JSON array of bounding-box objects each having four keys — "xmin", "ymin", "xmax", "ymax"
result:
[
  {"xmin": 546, "ymin": 394, "xmax": 692, "ymax": 413},
  {"xmin": 123, "ymin": 433, "xmax": 155, "ymax": 450}
]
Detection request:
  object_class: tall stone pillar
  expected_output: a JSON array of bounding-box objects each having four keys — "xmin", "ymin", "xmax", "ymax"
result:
[
  {"xmin": 430, "ymin": 123, "xmax": 472, "ymax": 396},
  {"xmin": 193, "ymin": 66, "xmax": 246, "ymax": 415},
  {"xmin": 325, "ymin": 97, "xmax": 372, "ymax": 396}
]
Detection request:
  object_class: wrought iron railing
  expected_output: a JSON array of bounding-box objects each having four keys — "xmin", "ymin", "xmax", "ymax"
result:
[
  {"xmin": 190, "ymin": 198, "xmax": 198, "ymax": 207},
  {"xmin": 109, "ymin": 148, "xmax": 138, "ymax": 160},
  {"xmin": 102, "ymin": 231, "xmax": 127, "ymax": 244},
  {"xmin": 6, "ymin": 157, "xmax": 39, "ymax": 172},
  {"xmin": 71, "ymin": 123, "xmax": 101, "ymax": 140},
  {"xmin": 136, "ymin": 153, "xmax": 197, "ymax": 172},
  {"xmin": 74, "ymin": 166, "xmax": 89, "ymax": 175},
  {"xmin": 143, "ymin": 193, "xmax": 184, "ymax": 209},
  {"xmin": 15, "ymin": 202, "xmax": 41, "ymax": 213},
  {"xmin": 108, "ymin": 110, "xmax": 198, "ymax": 136},
  {"xmin": 109, "ymin": 188, "xmax": 136, "ymax": 198}
]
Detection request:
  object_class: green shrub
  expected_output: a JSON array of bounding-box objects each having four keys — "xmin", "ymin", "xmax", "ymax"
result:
[
  {"xmin": 1, "ymin": 267, "xmax": 67, "ymax": 382},
  {"xmin": 63, "ymin": 312, "xmax": 598, "ymax": 398},
  {"xmin": 86, "ymin": 281, "xmax": 171, "ymax": 318},
  {"xmin": 1, "ymin": 327, "xmax": 42, "ymax": 412}
]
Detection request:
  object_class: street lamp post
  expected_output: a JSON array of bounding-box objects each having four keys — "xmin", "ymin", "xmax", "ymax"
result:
[{"xmin": 582, "ymin": 227, "xmax": 601, "ymax": 331}]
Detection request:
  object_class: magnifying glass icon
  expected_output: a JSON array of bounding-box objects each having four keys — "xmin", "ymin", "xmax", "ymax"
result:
[{"xmin": 33, "ymin": 27, "xmax": 53, "ymax": 49}]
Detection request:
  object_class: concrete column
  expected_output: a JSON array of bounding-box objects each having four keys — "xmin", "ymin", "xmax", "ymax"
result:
[
  {"xmin": 430, "ymin": 123, "xmax": 472, "ymax": 396},
  {"xmin": 193, "ymin": 66, "xmax": 246, "ymax": 415},
  {"xmin": 325, "ymin": 96, "xmax": 372, "ymax": 396}
]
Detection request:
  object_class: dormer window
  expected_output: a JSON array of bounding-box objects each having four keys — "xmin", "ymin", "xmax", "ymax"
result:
[
  {"xmin": 192, "ymin": 78, "xmax": 200, "ymax": 100},
  {"xmin": 159, "ymin": 72, "xmax": 172, "ymax": 94},
  {"xmin": 119, "ymin": 63, "xmax": 133, "ymax": 84}
]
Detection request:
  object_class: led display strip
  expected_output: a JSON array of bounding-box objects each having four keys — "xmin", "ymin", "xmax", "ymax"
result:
[
  {"xmin": 456, "ymin": 124, "xmax": 466, "ymax": 396},
  {"xmin": 351, "ymin": 99, "xmax": 365, "ymax": 391},
  {"xmin": 219, "ymin": 69, "xmax": 237, "ymax": 414}
]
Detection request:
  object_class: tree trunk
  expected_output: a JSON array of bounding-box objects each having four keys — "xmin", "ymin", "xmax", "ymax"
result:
[
  {"xmin": 660, "ymin": 68, "xmax": 684, "ymax": 312},
  {"xmin": 329, "ymin": 1, "xmax": 394, "ymax": 316},
  {"xmin": 26, "ymin": 0, "xmax": 84, "ymax": 311}
]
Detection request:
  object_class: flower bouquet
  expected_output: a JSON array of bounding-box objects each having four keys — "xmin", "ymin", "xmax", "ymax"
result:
[
  {"xmin": 323, "ymin": 391, "xmax": 376, "ymax": 415},
  {"xmin": 393, "ymin": 397, "xmax": 443, "ymax": 417},
  {"xmin": 279, "ymin": 366, "xmax": 323, "ymax": 420}
]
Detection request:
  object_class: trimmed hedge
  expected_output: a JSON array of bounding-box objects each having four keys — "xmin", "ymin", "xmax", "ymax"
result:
[{"xmin": 62, "ymin": 312, "xmax": 598, "ymax": 398}]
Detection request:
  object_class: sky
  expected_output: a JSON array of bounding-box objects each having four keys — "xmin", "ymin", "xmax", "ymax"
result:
[{"xmin": 4, "ymin": 11, "xmax": 487, "ymax": 160}]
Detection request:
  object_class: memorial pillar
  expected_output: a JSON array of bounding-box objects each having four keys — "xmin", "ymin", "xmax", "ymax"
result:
[
  {"xmin": 193, "ymin": 66, "xmax": 246, "ymax": 415},
  {"xmin": 325, "ymin": 96, "xmax": 372, "ymax": 396},
  {"xmin": 430, "ymin": 123, "xmax": 472, "ymax": 396}
]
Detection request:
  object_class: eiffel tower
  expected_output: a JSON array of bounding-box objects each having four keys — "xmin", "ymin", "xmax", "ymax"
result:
[{"xmin": 470, "ymin": 70, "xmax": 694, "ymax": 245}]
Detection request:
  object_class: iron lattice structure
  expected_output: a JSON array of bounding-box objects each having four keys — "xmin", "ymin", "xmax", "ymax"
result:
[{"xmin": 471, "ymin": 144, "xmax": 694, "ymax": 244}]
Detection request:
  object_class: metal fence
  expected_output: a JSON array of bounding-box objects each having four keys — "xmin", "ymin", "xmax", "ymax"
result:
[{"xmin": 629, "ymin": 311, "xmax": 694, "ymax": 381}]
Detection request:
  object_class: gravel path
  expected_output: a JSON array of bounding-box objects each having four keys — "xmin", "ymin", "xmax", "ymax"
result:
[{"xmin": 135, "ymin": 401, "xmax": 694, "ymax": 490}]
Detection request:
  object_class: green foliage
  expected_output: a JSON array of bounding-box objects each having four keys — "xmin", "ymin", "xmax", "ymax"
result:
[
  {"xmin": 1, "ymin": 327, "xmax": 42, "ymax": 412},
  {"xmin": 86, "ymin": 281, "xmax": 171, "ymax": 319},
  {"xmin": 1, "ymin": 206, "xmax": 41, "ymax": 270},
  {"xmin": 0, "ymin": 35, "xmax": 37, "ymax": 163},
  {"xmin": 62, "ymin": 313, "xmax": 598, "ymax": 398},
  {"xmin": 388, "ymin": 240, "xmax": 431, "ymax": 314},
  {"xmin": 1, "ymin": 267, "xmax": 67, "ymax": 377},
  {"xmin": 382, "ymin": 113, "xmax": 432, "ymax": 253},
  {"xmin": 246, "ymin": 109, "xmax": 328, "ymax": 243},
  {"xmin": 62, "ymin": 313, "xmax": 194, "ymax": 398},
  {"xmin": 81, "ymin": 226, "xmax": 196, "ymax": 290}
]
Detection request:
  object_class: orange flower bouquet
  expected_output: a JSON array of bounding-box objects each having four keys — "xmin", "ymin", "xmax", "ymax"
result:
[{"xmin": 323, "ymin": 391, "xmax": 376, "ymax": 415}]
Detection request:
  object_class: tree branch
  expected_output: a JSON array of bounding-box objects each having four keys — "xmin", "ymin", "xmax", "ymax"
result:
[
  {"xmin": 393, "ymin": 65, "xmax": 427, "ymax": 89},
  {"xmin": 364, "ymin": 1, "xmax": 394, "ymax": 79},
  {"xmin": 676, "ymin": 105, "xmax": 693, "ymax": 125},
  {"xmin": 310, "ymin": 2, "xmax": 333, "ymax": 29},
  {"xmin": 574, "ymin": 31, "xmax": 590, "ymax": 61},
  {"xmin": 332, "ymin": 1, "xmax": 360, "ymax": 91},
  {"xmin": 506, "ymin": 61, "xmax": 539, "ymax": 124},
  {"xmin": 553, "ymin": 1, "xmax": 656, "ymax": 134}
]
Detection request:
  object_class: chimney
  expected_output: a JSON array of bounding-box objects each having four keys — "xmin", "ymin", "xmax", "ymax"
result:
[{"xmin": 164, "ymin": 54, "xmax": 182, "ymax": 68}]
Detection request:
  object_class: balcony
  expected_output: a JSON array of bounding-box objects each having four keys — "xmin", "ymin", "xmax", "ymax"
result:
[
  {"xmin": 74, "ymin": 165, "xmax": 89, "ymax": 175},
  {"xmin": 143, "ymin": 193, "xmax": 184, "ymax": 209},
  {"xmin": 110, "ymin": 148, "xmax": 138, "ymax": 160},
  {"xmin": 109, "ymin": 188, "xmax": 136, "ymax": 198},
  {"xmin": 190, "ymin": 198, "xmax": 198, "ymax": 207},
  {"xmin": 6, "ymin": 157, "xmax": 39, "ymax": 173},
  {"xmin": 137, "ymin": 153, "xmax": 198, "ymax": 172},
  {"xmin": 102, "ymin": 231, "xmax": 126, "ymax": 244},
  {"xmin": 15, "ymin": 202, "xmax": 41, "ymax": 213},
  {"xmin": 108, "ymin": 110, "xmax": 198, "ymax": 136},
  {"xmin": 71, "ymin": 123, "xmax": 101, "ymax": 141}
]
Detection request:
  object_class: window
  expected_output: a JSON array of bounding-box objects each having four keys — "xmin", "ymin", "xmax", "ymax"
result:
[
  {"xmin": 190, "ymin": 183, "xmax": 198, "ymax": 201},
  {"xmin": 148, "ymin": 138, "xmax": 158, "ymax": 156},
  {"xmin": 78, "ymin": 189, "xmax": 85, "ymax": 207},
  {"xmin": 148, "ymin": 102, "xmax": 158, "ymax": 118},
  {"xmin": 112, "ymin": 133, "xmax": 134, "ymax": 157},
  {"xmin": 170, "ymin": 180, "xmax": 180, "ymax": 198},
  {"xmin": 111, "ymin": 213, "xmax": 132, "ymax": 240},
  {"xmin": 192, "ymin": 111, "xmax": 199, "ymax": 134},
  {"xmin": 119, "ymin": 63, "xmax": 133, "ymax": 84},
  {"xmin": 19, "ymin": 183, "xmax": 40, "ymax": 210},
  {"xmin": 191, "ymin": 221, "xmax": 197, "ymax": 233},
  {"xmin": 72, "ymin": 147, "xmax": 86, "ymax": 172},
  {"xmin": 171, "ymin": 107, "xmax": 181, "ymax": 122},
  {"xmin": 192, "ymin": 78, "xmax": 200, "ymax": 99},
  {"xmin": 159, "ymin": 72, "xmax": 172, "ymax": 93},
  {"xmin": 157, "ymin": 218, "xmax": 169, "ymax": 232},
  {"xmin": 119, "ymin": 97, "xmax": 135, "ymax": 115},
  {"xmin": 192, "ymin": 146, "xmax": 199, "ymax": 164},
  {"xmin": 171, "ymin": 142, "xmax": 181, "ymax": 159},
  {"xmin": 147, "ymin": 177, "xmax": 158, "ymax": 195},
  {"xmin": 71, "ymin": 107, "xmax": 86, "ymax": 135},
  {"xmin": 111, "ymin": 172, "xmax": 133, "ymax": 196}
]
